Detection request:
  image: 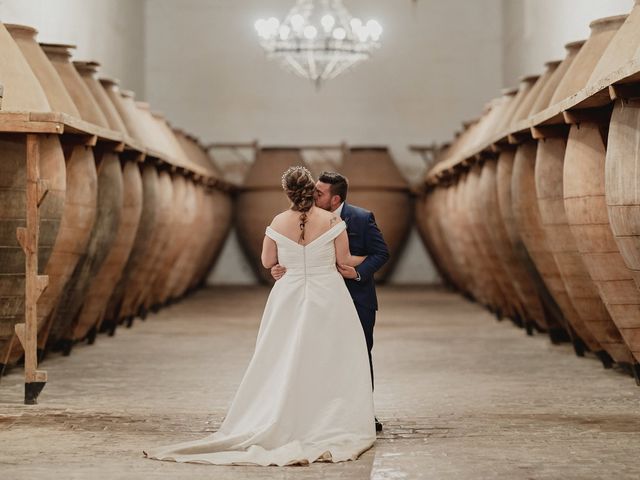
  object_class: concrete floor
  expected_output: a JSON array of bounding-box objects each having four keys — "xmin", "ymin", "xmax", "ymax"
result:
[{"xmin": 1, "ymin": 286, "xmax": 640, "ymax": 479}]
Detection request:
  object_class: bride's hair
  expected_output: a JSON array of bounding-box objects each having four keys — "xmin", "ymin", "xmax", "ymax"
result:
[{"xmin": 281, "ymin": 166, "xmax": 315, "ymax": 241}]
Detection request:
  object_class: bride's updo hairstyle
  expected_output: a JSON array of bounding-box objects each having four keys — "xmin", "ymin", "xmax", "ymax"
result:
[{"xmin": 281, "ymin": 166, "xmax": 315, "ymax": 241}]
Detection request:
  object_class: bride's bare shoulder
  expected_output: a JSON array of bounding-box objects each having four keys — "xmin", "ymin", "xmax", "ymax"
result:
[{"xmin": 269, "ymin": 210, "xmax": 292, "ymax": 228}]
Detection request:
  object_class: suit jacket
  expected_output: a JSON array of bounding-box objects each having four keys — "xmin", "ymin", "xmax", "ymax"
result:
[{"xmin": 340, "ymin": 203, "xmax": 390, "ymax": 310}]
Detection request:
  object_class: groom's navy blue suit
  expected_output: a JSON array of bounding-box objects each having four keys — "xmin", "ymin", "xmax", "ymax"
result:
[{"xmin": 340, "ymin": 203, "xmax": 389, "ymax": 389}]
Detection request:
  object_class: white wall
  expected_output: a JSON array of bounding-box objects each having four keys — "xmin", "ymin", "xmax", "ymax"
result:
[
  {"xmin": 0, "ymin": 0, "xmax": 145, "ymax": 95},
  {"xmin": 502, "ymin": 0, "xmax": 634, "ymax": 87},
  {"xmin": 145, "ymin": 0, "xmax": 505, "ymax": 285}
]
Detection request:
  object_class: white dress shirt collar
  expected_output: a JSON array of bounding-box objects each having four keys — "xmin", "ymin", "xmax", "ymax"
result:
[{"xmin": 334, "ymin": 202, "xmax": 345, "ymax": 218}]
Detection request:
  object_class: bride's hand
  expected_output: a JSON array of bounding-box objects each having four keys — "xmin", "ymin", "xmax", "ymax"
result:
[
  {"xmin": 338, "ymin": 264, "xmax": 358, "ymax": 279},
  {"xmin": 271, "ymin": 264, "xmax": 287, "ymax": 280}
]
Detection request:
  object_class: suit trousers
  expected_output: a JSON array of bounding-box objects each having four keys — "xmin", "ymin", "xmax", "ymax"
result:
[{"xmin": 354, "ymin": 302, "xmax": 376, "ymax": 390}]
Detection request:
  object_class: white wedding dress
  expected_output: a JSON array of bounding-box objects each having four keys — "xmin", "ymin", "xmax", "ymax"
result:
[{"xmin": 144, "ymin": 221, "xmax": 376, "ymax": 466}]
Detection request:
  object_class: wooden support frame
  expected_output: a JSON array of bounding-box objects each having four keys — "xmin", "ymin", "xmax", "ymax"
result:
[
  {"xmin": 0, "ymin": 110, "xmax": 227, "ymax": 404},
  {"xmin": 14, "ymin": 134, "xmax": 49, "ymax": 405}
]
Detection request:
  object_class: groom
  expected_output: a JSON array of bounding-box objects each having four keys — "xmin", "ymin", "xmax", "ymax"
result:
[{"xmin": 271, "ymin": 171, "xmax": 389, "ymax": 432}]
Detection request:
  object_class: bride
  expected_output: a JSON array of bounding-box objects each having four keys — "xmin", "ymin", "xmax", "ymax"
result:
[{"xmin": 144, "ymin": 166, "xmax": 376, "ymax": 466}]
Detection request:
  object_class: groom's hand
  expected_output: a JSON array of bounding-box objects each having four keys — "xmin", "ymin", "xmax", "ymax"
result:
[
  {"xmin": 338, "ymin": 264, "xmax": 358, "ymax": 280},
  {"xmin": 271, "ymin": 264, "xmax": 287, "ymax": 280}
]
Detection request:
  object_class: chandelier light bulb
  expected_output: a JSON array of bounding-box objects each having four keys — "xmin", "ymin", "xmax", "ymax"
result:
[
  {"xmin": 267, "ymin": 17, "xmax": 280, "ymax": 32},
  {"xmin": 291, "ymin": 13, "xmax": 305, "ymax": 31},
  {"xmin": 279, "ymin": 25, "xmax": 291, "ymax": 40},
  {"xmin": 350, "ymin": 17, "xmax": 362, "ymax": 31},
  {"xmin": 367, "ymin": 19, "xmax": 382, "ymax": 40},
  {"xmin": 254, "ymin": 18, "xmax": 265, "ymax": 32},
  {"xmin": 303, "ymin": 25, "xmax": 318, "ymax": 39},
  {"xmin": 321, "ymin": 14, "xmax": 335, "ymax": 31},
  {"xmin": 332, "ymin": 27, "xmax": 346, "ymax": 40}
]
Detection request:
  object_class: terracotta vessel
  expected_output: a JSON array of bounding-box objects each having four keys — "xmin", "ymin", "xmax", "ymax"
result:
[
  {"xmin": 512, "ymin": 61, "xmax": 560, "ymax": 122},
  {"xmin": 511, "ymin": 141, "xmax": 581, "ymax": 342},
  {"xmin": 74, "ymin": 61, "xmax": 128, "ymax": 134},
  {"xmin": 46, "ymin": 150, "xmax": 123, "ymax": 354},
  {"xmin": 40, "ymin": 43, "xmax": 109, "ymax": 128},
  {"xmin": 72, "ymin": 160, "xmax": 143, "ymax": 342},
  {"xmin": 550, "ymin": 15, "xmax": 627, "ymax": 105},
  {"xmin": 0, "ymin": 135, "xmax": 65, "ymax": 371},
  {"xmin": 0, "ymin": 22, "xmax": 50, "ymax": 111},
  {"xmin": 5, "ymin": 24, "xmax": 79, "ymax": 117},
  {"xmin": 588, "ymin": 1, "xmax": 640, "ymax": 86},
  {"xmin": 535, "ymin": 133, "xmax": 632, "ymax": 365},
  {"xmin": 530, "ymin": 41, "xmax": 585, "ymax": 115},
  {"xmin": 496, "ymin": 149, "xmax": 555, "ymax": 332},
  {"xmin": 102, "ymin": 164, "xmax": 159, "ymax": 333},
  {"xmin": 564, "ymin": 121, "xmax": 640, "ymax": 373}
]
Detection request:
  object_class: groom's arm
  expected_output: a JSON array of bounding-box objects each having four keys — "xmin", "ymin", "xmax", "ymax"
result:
[{"xmin": 355, "ymin": 212, "xmax": 389, "ymax": 282}]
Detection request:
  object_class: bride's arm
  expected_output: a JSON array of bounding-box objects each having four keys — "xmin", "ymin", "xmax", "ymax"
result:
[
  {"xmin": 335, "ymin": 230, "xmax": 366, "ymax": 267},
  {"xmin": 261, "ymin": 235, "xmax": 278, "ymax": 268}
]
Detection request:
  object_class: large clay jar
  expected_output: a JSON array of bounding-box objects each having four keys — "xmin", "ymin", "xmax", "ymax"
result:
[
  {"xmin": 46, "ymin": 150, "xmax": 123, "ymax": 354},
  {"xmin": 564, "ymin": 121, "xmax": 640, "ymax": 374},
  {"xmin": 512, "ymin": 141, "xmax": 582, "ymax": 343},
  {"xmin": 530, "ymin": 41, "xmax": 585, "ymax": 115},
  {"xmin": 154, "ymin": 178, "xmax": 200, "ymax": 304},
  {"xmin": 339, "ymin": 147, "xmax": 412, "ymax": 281},
  {"xmin": 496, "ymin": 149, "xmax": 554, "ymax": 333},
  {"xmin": 535, "ymin": 135, "xmax": 630, "ymax": 365},
  {"xmin": 512, "ymin": 61, "xmax": 560, "ymax": 122},
  {"xmin": 0, "ymin": 22, "xmax": 50, "ymax": 111},
  {"xmin": 416, "ymin": 191, "xmax": 456, "ymax": 290},
  {"xmin": 0, "ymin": 135, "xmax": 65, "ymax": 371},
  {"xmin": 120, "ymin": 169, "xmax": 173, "ymax": 320},
  {"xmin": 27, "ymin": 144, "xmax": 97, "ymax": 361},
  {"xmin": 466, "ymin": 164, "xmax": 514, "ymax": 316},
  {"xmin": 478, "ymin": 157, "xmax": 542, "ymax": 327},
  {"xmin": 102, "ymin": 163, "xmax": 159, "ymax": 333},
  {"xmin": 188, "ymin": 186, "xmax": 233, "ymax": 291},
  {"xmin": 180, "ymin": 187, "xmax": 215, "ymax": 293},
  {"xmin": 550, "ymin": 15, "xmax": 627, "ymax": 105},
  {"xmin": 136, "ymin": 169, "xmax": 178, "ymax": 312},
  {"xmin": 72, "ymin": 160, "xmax": 143, "ymax": 342},
  {"xmin": 40, "ymin": 43, "xmax": 109, "ymax": 128},
  {"xmin": 606, "ymin": 99, "xmax": 640, "ymax": 363},
  {"xmin": 430, "ymin": 185, "xmax": 474, "ymax": 296},
  {"xmin": 74, "ymin": 61, "xmax": 128, "ymax": 134},
  {"xmin": 0, "ymin": 25, "xmax": 67, "ymax": 370},
  {"xmin": 449, "ymin": 179, "xmax": 485, "ymax": 303},
  {"xmin": 496, "ymin": 76, "xmax": 538, "ymax": 133},
  {"xmin": 174, "ymin": 130, "xmax": 221, "ymax": 176},
  {"xmin": 456, "ymin": 173, "xmax": 499, "ymax": 308},
  {"xmin": 432, "ymin": 186, "xmax": 471, "ymax": 293},
  {"xmin": 171, "ymin": 134, "xmax": 232, "ymax": 292},
  {"xmin": 236, "ymin": 148, "xmax": 308, "ymax": 283},
  {"xmin": 5, "ymin": 24, "xmax": 79, "ymax": 117},
  {"xmin": 588, "ymin": 1, "xmax": 640, "ymax": 87},
  {"xmin": 103, "ymin": 85, "xmax": 148, "ymax": 143},
  {"xmin": 143, "ymin": 173, "xmax": 193, "ymax": 309},
  {"xmin": 150, "ymin": 112, "xmax": 192, "ymax": 169}
]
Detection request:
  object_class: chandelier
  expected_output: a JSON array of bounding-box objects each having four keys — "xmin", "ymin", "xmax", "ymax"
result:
[{"xmin": 254, "ymin": 0, "xmax": 382, "ymax": 88}]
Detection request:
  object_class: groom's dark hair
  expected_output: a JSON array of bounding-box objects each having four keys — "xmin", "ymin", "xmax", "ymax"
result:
[{"xmin": 318, "ymin": 171, "xmax": 349, "ymax": 202}]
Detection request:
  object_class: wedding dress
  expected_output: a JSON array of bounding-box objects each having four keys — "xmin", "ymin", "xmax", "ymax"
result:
[{"xmin": 144, "ymin": 221, "xmax": 376, "ymax": 466}]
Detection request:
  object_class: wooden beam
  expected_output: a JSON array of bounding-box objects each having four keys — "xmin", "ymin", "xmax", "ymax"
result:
[
  {"xmin": 609, "ymin": 83, "xmax": 640, "ymax": 101},
  {"xmin": 531, "ymin": 124, "xmax": 569, "ymax": 140},
  {"xmin": 15, "ymin": 134, "xmax": 48, "ymax": 404},
  {"xmin": 562, "ymin": 106, "xmax": 613, "ymax": 126}
]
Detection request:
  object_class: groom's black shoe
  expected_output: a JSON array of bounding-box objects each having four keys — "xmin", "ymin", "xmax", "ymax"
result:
[{"xmin": 375, "ymin": 417, "xmax": 383, "ymax": 432}]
